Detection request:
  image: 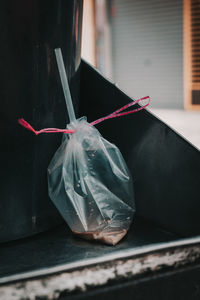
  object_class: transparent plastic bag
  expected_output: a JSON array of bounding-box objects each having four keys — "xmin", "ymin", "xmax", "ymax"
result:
[
  {"xmin": 48, "ymin": 117, "xmax": 135, "ymax": 245},
  {"xmin": 18, "ymin": 49, "xmax": 149, "ymax": 245}
]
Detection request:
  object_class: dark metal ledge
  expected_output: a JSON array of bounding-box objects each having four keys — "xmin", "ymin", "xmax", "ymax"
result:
[{"xmin": 0, "ymin": 220, "xmax": 200, "ymax": 299}]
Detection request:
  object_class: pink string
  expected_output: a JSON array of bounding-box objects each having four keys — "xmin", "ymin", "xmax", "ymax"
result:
[
  {"xmin": 18, "ymin": 118, "xmax": 75, "ymax": 135},
  {"xmin": 90, "ymin": 96, "xmax": 150, "ymax": 126},
  {"xmin": 18, "ymin": 96, "xmax": 150, "ymax": 135}
]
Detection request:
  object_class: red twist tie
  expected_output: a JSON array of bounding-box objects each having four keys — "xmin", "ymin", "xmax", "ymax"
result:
[
  {"xmin": 90, "ymin": 96, "xmax": 150, "ymax": 126},
  {"xmin": 18, "ymin": 96, "xmax": 150, "ymax": 135},
  {"xmin": 18, "ymin": 119, "xmax": 75, "ymax": 135}
]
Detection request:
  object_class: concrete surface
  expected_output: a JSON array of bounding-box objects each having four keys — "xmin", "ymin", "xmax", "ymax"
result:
[{"xmin": 150, "ymin": 109, "xmax": 200, "ymax": 150}]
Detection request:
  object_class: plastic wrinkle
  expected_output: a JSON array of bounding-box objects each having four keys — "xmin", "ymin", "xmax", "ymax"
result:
[{"xmin": 48, "ymin": 117, "xmax": 135, "ymax": 245}]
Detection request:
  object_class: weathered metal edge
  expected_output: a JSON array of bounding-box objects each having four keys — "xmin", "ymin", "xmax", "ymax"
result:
[
  {"xmin": 0, "ymin": 236, "xmax": 200, "ymax": 289},
  {"xmin": 0, "ymin": 238, "xmax": 200, "ymax": 299}
]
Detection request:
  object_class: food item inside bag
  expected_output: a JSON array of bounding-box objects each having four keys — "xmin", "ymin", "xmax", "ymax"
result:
[{"xmin": 48, "ymin": 117, "xmax": 135, "ymax": 245}]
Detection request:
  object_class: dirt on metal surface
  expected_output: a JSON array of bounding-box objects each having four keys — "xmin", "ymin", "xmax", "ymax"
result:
[{"xmin": 0, "ymin": 244, "xmax": 200, "ymax": 300}]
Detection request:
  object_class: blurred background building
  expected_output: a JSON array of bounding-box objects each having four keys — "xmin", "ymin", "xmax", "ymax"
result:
[{"xmin": 81, "ymin": 0, "xmax": 200, "ymax": 148}]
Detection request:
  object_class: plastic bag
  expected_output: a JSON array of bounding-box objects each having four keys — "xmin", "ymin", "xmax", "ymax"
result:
[{"xmin": 48, "ymin": 117, "xmax": 135, "ymax": 245}]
